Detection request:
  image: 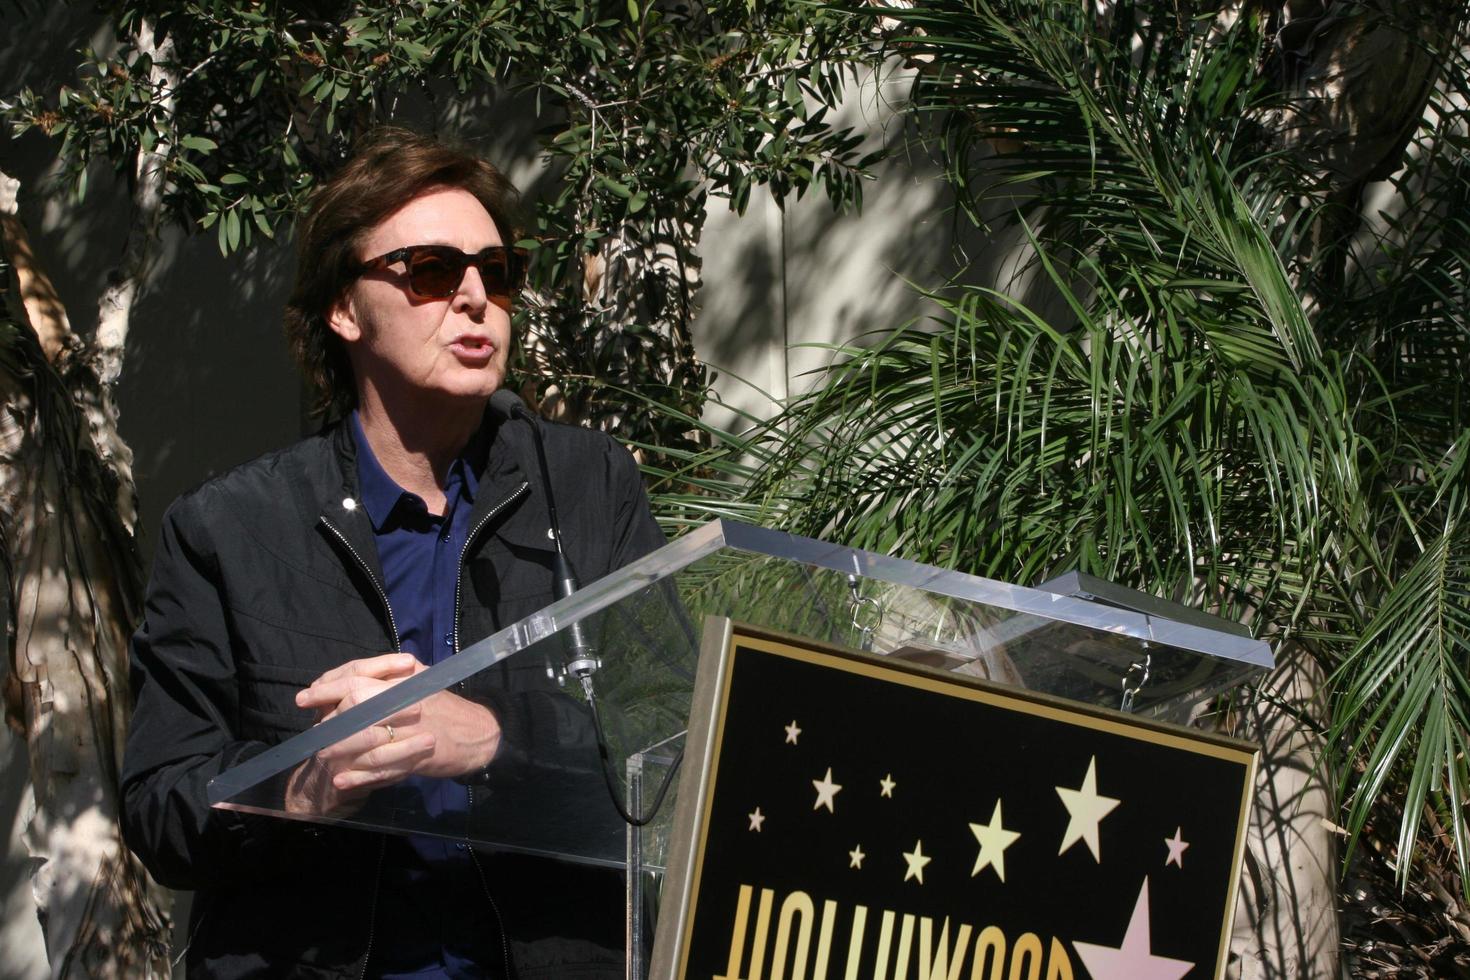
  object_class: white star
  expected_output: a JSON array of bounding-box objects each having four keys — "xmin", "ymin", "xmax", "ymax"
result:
[
  {"xmin": 849, "ymin": 844, "xmax": 865, "ymax": 869},
  {"xmin": 879, "ymin": 774, "xmax": 896, "ymax": 798},
  {"xmin": 1072, "ymin": 878, "xmax": 1194, "ymax": 980},
  {"xmin": 784, "ymin": 720, "xmax": 802, "ymax": 745},
  {"xmin": 748, "ymin": 807, "xmax": 765, "ymax": 832},
  {"xmin": 1055, "ymin": 756, "xmax": 1120, "ymax": 861},
  {"xmin": 812, "ymin": 767, "xmax": 843, "ymax": 813},
  {"xmin": 969, "ymin": 799, "xmax": 1022, "ymax": 883},
  {"xmin": 902, "ymin": 840, "xmax": 932, "ymax": 883},
  {"xmin": 1164, "ymin": 827, "xmax": 1189, "ymax": 868}
]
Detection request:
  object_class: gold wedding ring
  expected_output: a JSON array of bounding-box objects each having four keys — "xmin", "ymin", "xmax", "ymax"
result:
[{"xmin": 385, "ymin": 724, "xmax": 396, "ymax": 742}]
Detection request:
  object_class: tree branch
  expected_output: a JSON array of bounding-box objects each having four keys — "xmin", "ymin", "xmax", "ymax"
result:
[
  {"xmin": 94, "ymin": 17, "xmax": 175, "ymax": 386},
  {"xmin": 0, "ymin": 169, "xmax": 74, "ymax": 362}
]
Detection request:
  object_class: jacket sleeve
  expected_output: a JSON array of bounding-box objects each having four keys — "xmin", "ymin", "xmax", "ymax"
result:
[
  {"xmin": 606, "ymin": 436, "xmax": 667, "ymax": 570},
  {"xmin": 120, "ymin": 494, "xmax": 293, "ymax": 889}
]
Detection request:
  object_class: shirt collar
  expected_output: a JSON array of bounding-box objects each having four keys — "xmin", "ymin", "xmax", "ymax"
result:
[
  {"xmin": 349, "ymin": 411, "xmax": 489, "ymax": 532},
  {"xmin": 350, "ymin": 412, "xmax": 410, "ymax": 532}
]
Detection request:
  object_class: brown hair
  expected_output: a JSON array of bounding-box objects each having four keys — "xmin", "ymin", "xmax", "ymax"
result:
[{"xmin": 283, "ymin": 126, "xmax": 522, "ymax": 418}]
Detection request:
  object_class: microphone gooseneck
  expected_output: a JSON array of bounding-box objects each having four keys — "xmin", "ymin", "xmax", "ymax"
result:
[
  {"xmin": 489, "ymin": 390, "xmax": 599, "ymax": 683},
  {"xmin": 486, "ymin": 388, "xmax": 683, "ymax": 828}
]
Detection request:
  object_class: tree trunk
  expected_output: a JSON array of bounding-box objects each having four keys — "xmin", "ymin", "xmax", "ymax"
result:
[
  {"xmin": 0, "ymin": 169, "xmax": 170, "ymax": 980},
  {"xmin": 0, "ymin": 19, "xmax": 178, "ymax": 974},
  {"xmin": 1228, "ymin": 646, "xmax": 1342, "ymax": 979}
]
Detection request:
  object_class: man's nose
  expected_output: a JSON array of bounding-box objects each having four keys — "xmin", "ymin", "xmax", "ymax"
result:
[{"xmin": 452, "ymin": 263, "xmax": 489, "ymax": 316}]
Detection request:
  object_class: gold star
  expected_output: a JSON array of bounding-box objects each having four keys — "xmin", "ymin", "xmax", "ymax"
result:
[
  {"xmin": 1164, "ymin": 827, "xmax": 1189, "ymax": 868},
  {"xmin": 812, "ymin": 767, "xmax": 843, "ymax": 813},
  {"xmin": 784, "ymin": 720, "xmax": 802, "ymax": 745},
  {"xmin": 969, "ymin": 799, "xmax": 1022, "ymax": 882},
  {"xmin": 902, "ymin": 840, "xmax": 932, "ymax": 883},
  {"xmin": 879, "ymin": 773, "xmax": 896, "ymax": 798},
  {"xmin": 748, "ymin": 807, "xmax": 765, "ymax": 832},
  {"xmin": 849, "ymin": 844, "xmax": 865, "ymax": 869},
  {"xmin": 1056, "ymin": 756, "xmax": 1121, "ymax": 862}
]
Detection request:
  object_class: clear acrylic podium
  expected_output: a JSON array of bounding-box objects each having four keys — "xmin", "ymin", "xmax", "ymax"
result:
[{"xmin": 208, "ymin": 519, "xmax": 1271, "ymax": 976}]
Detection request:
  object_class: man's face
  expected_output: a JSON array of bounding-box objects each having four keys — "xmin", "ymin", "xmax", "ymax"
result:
[{"xmin": 328, "ymin": 186, "xmax": 511, "ymax": 410}]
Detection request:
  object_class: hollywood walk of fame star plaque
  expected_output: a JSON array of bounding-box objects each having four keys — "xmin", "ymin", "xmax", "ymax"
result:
[{"xmin": 652, "ymin": 620, "xmax": 1259, "ymax": 980}]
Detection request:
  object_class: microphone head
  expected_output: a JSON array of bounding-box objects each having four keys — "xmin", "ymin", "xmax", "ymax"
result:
[{"xmin": 488, "ymin": 388, "xmax": 532, "ymax": 422}]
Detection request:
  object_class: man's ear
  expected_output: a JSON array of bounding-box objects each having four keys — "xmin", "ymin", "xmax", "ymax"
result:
[{"xmin": 326, "ymin": 292, "xmax": 361, "ymax": 343}]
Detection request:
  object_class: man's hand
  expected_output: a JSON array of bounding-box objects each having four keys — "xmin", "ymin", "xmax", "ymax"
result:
[{"xmin": 293, "ymin": 653, "xmax": 502, "ymax": 798}]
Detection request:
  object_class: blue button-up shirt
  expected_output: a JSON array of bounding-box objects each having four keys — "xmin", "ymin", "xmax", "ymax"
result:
[{"xmin": 351, "ymin": 412, "xmax": 495, "ymax": 979}]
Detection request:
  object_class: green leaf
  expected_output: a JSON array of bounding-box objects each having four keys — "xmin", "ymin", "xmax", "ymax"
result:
[
  {"xmin": 783, "ymin": 74, "xmax": 802, "ymax": 111},
  {"xmin": 399, "ymin": 40, "xmax": 433, "ymax": 63},
  {"xmin": 597, "ymin": 176, "xmax": 633, "ymax": 199},
  {"xmin": 180, "ymin": 135, "xmax": 217, "ymax": 153}
]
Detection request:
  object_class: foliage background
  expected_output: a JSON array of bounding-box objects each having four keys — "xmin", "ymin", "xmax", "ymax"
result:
[
  {"xmin": 3, "ymin": 0, "xmax": 1469, "ymax": 976},
  {"xmin": 640, "ymin": 2, "xmax": 1470, "ymax": 974}
]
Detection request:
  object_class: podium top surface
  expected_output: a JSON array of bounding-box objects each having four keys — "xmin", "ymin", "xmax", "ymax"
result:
[
  {"xmin": 206, "ymin": 518, "xmax": 1270, "ymax": 863},
  {"xmin": 697, "ymin": 521, "xmax": 1270, "ymax": 666}
]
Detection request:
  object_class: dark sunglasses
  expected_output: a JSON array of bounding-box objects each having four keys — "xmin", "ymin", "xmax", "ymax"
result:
[{"xmin": 355, "ymin": 244, "xmax": 530, "ymax": 298}]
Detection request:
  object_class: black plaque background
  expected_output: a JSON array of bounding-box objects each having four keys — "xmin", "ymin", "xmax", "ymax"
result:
[{"xmin": 679, "ymin": 636, "xmax": 1253, "ymax": 979}]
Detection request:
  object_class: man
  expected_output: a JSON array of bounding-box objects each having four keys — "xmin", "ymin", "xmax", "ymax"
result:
[{"xmin": 120, "ymin": 127, "xmax": 664, "ymax": 978}]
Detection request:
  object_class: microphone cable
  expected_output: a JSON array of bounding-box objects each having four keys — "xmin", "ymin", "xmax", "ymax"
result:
[{"xmin": 489, "ymin": 390, "xmax": 684, "ymax": 827}]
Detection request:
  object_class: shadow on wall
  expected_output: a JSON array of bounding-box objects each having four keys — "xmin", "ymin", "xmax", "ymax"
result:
[
  {"xmin": 4, "ymin": 130, "xmax": 305, "ymax": 565},
  {"xmin": 116, "ymin": 223, "xmax": 303, "ymax": 558},
  {"xmin": 0, "ymin": 0, "xmax": 308, "ymax": 564},
  {"xmin": 695, "ymin": 64, "xmax": 1071, "ymax": 434}
]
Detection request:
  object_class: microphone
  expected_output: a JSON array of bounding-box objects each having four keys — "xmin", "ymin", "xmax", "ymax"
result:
[
  {"xmin": 489, "ymin": 389, "xmax": 598, "ymax": 682},
  {"xmin": 489, "ymin": 390, "xmax": 682, "ymax": 829},
  {"xmin": 487, "ymin": 387, "xmax": 527, "ymax": 422}
]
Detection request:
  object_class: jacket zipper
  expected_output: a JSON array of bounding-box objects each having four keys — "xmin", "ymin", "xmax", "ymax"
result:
[
  {"xmin": 356, "ymin": 835, "xmax": 389, "ymax": 980},
  {"xmin": 466, "ymin": 839, "xmax": 514, "ymax": 979},
  {"xmin": 452, "ymin": 481, "xmax": 529, "ymax": 656},
  {"xmin": 456, "ymin": 480, "xmax": 527, "ymax": 980},
  {"xmin": 319, "ymin": 517, "xmax": 402, "ymax": 651},
  {"xmin": 320, "ymin": 516, "xmax": 399, "ymax": 980}
]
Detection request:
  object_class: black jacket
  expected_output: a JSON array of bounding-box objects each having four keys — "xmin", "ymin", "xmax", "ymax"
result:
[{"xmin": 120, "ymin": 413, "xmax": 666, "ymax": 978}]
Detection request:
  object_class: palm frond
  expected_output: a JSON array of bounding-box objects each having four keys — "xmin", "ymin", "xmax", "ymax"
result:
[{"xmin": 1330, "ymin": 447, "xmax": 1470, "ymax": 892}]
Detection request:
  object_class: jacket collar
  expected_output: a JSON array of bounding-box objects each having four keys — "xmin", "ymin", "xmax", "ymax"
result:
[
  {"xmin": 316, "ymin": 406, "xmax": 555, "ymax": 566},
  {"xmin": 468, "ymin": 414, "xmax": 556, "ymax": 553}
]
